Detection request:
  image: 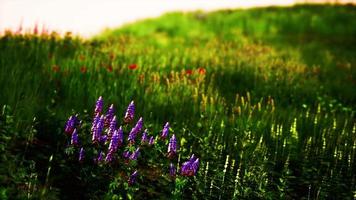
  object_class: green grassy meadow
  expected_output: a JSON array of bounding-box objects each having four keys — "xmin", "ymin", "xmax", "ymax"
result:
[{"xmin": 0, "ymin": 4, "xmax": 355, "ymax": 199}]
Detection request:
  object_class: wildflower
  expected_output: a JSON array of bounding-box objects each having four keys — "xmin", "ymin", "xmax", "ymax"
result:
[
  {"xmin": 141, "ymin": 129, "xmax": 149, "ymax": 144},
  {"xmin": 52, "ymin": 65, "xmax": 60, "ymax": 72},
  {"xmin": 100, "ymin": 135, "xmax": 107, "ymax": 144},
  {"xmin": 185, "ymin": 69, "xmax": 193, "ymax": 75},
  {"xmin": 160, "ymin": 122, "xmax": 169, "ymax": 140},
  {"xmin": 167, "ymin": 134, "xmax": 177, "ymax": 159},
  {"xmin": 91, "ymin": 113, "xmax": 100, "ymax": 137},
  {"xmin": 95, "ymin": 151, "xmax": 104, "ymax": 163},
  {"xmin": 108, "ymin": 116, "xmax": 117, "ymax": 138},
  {"xmin": 129, "ymin": 148, "xmax": 140, "ymax": 160},
  {"xmin": 107, "ymin": 65, "xmax": 113, "ymax": 72},
  {"xmin": 71, "ymin": 128, "xmax": 79, "ymax": 146},
  {"xmin": 124, "ymin": 101, "xmax": 135, "ymax": 123},
  {"xmin": 105, "ymin": 104, "xmax": 115, "ymax": 126},
  {"xmin": 148, "ymin": 136, "xmax": 155, "ymax": 146},
  {"xmin": 169, "ymin": 163, "xmax": 176, "ymax": 179},
  {"xmin": 128, "ymin": 117, "xmax": 143, "ymax": 143},
  {"xmin": 94, "ymin": 96, "xmax": 104, "ymax": 115},
  {"xmin": 105, "ymin": 151, "xmax": 114, "ymax": 163},
  {"xmin": 123, "ymin": 150, "xmax": 130, "ymax": 159},
  {"xmin": 128, "ymin": 64, "xmax": 138, "ymax": 70},
  {"xmin": 128, "ymin": 170, "xmax": 138, "ymax": 185},
  {"xmin": 79, "ymin": 147, "xmax": 85, "ymax": 162},
  {"xmin": 92, "ymin": 115, "xmax": 104, "ymax": 143},
  {"xmin": 108, "ymin": 129, "xmax": 119, "ymax": 153},
  {"xmin": 65, "ymin": 115, "xmax": 77, "ymax": 135},
  {"xmin": 181, "ymin": 154, "xmax": 199, "ymax": 176},
  {"xmin": 80, "ymin": 66, "xmax": 87, "ymax": 73},
  {"xmin": 198, "ymin": 67, "xmax": 206, "ymax": 75},
  {"xmin": 117, "ymin": 126, "xmax": 124, "ymax": 146}
]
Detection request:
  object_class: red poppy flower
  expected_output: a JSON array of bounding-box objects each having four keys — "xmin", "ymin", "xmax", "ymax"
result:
[
  {"xmin": 129, "ymin": 64, "xmax": 138, "ymax": 70},
  {"xmin": 107, "ymin": 66, "xmax": 113, "ymax": 72},
  {"xmin": 80, "ymin": 66, "xmax": 87, "ymax": 73},
  {"xmin": 185, "ymin": 69, "xmax": 193, "ymax": 75},
  {"xmin": 52, "ymin": 65, "xmax": 60, "ymax": 72},
  {"xmin": 198, "ymin": 67, "xmax": 206, "ymax": 75}
]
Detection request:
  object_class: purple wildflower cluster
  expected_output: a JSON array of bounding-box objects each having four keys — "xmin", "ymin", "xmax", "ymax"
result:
[
  {"xmin": 181, "ymin": 154, "xmax": 200, "ymax": 176},
  {"xmin": 64, "ymin": 96, "xmax": 199, "ymax": 186}
]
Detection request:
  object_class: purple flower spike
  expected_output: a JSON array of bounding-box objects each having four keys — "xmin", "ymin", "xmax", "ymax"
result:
[
  {"xmin": 128, "ymin": 118, "xmax": 143, "ymax": 143},
  {"xmin": 123, "ymin": 150, "xmax": 130, "ymax": 159},
  {"xmin": 167, "ymin": 134, "xmax": 177, "ymax": 159},
  {"xmin": 71, "ymin": 128, "xmax": 79, "ymax": 146},
  {"xmin": 128, "ymin": 170, "xmax": 138, "ymax": 186},
  {"xmin": 129, "ymin": 148, "xmax": 140, "ymax": 160},
  {"xmin": 117, "ymin": 126, "xmax": 124, "ymax": 146},
  {"xmin": 169, "ymin": 163, "xmax": 176, "ymax": 179},
  {"xmin": 105, "ymin": 104, "xmax": 115, "ymax": 127},
  {"xmin": 160, "ymin": 122, "xmax": 169, "ymax": 140},
  {"xmin": 180, "ymin": 154, "xmax": 199, "ymax": 177},
  {"xmin": 98, "ymin": 151, "xmax": 104, "ymax": 162},
  {"xmin": 108, "ymin": 116, "xmax": 117, "ymax": 138},
  {"xmin": 65, "ymin": 115, "xmax": 77, "ymax": 135},
  {"xmin": 124, "ymin": 101, "xmax": 135, "ymax": 123},
  {"xmin": 100, "ymin": 135, "xmax": 107, "ymax": 144},
  {"xmin": 141, "ymin": 129, "xmax": 149, "ymax": 144},
  {"xmin": 91, "ymin": 113, "xmax": 100, "ymax": 136},
  {"xmin": 108, "ymin": 130, "xmax": 119, "ymax": 153},
  {"xmin": 79, "ymin": 147, "xmax": 85, "ymax": 162},
  {"xmin": 149, "ymin": 136, "xmax": 155, "ymax": 146},
  {"xmin": 105, "ymin": 151, "xmax": 114, "ymax": 163},
  {"xmin": 94, "ymin": 96, "xmax": 104, "ymax": 115},
  {"xmin": 92, "ymin": 115, "xmax": 104, "ymax": 143}
]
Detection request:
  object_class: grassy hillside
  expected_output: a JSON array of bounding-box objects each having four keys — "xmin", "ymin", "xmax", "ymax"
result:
[{"xmin": 0, "ymin": 4, "xmax": 355, "ymax": 199}]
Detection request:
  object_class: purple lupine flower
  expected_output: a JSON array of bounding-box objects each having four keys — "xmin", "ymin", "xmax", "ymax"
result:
[
  {"xmin": 108, "ymin": 129, "xmax": 119, "ymax": 153},
  {"xmin": 108, "ymin": 116, "xmax": 117, "ymax": 138},
  {"xmin": 128, "ymin": 170, "xmax": 138, "ymax": 185},
  {"xmin": 160, "ymin": 122, "xmax": 169, "ymax": 140},
  {"xmin": 180, "ymin": 154, "xmax": 199, "ymax": 176},
  {"xmin": 141, "ymin": 129, "xmax": 149, "ymax": 144},
  {"xmin": 100, "ymin": 135, "xmax": 107, "ymax": 144},
  {"xmin": 167, "ymin": 134, "xmax": 177, "ymax": 159},
  {"xmin": 79, "ymin": 147, "xmax": 85, "ymax": 162},
  {"xmin": 94, "ymin": 96, "xmax": 104, "ymax": 115},
  {"xmin": 71, "ymin": 128, "xmax": 79, "ymax": 146},
  {"xmin": 117, "ymin": 126, "xmax": 124, "ymax": 147},
  {"xmin": 65, "ymin": 115, "xmax": 77, "ymax": 135},
  {"xmin": 129, "ymin": 148, "xmax": 140, "ymax": 160},
  {"xmin": 95, "ymin": 151, "xmax": 104, "ymax": 163},
  {"xmin": 149, "ymin": 136, "xmax": 155, "ymax": 146},
  {"xmin": 105, "ymin": 104, "xmax": 115, "ymax": 127},
  {"xmin": 124, "ymin": 101, "xmax": 135, "ymax": 123},
  {"xmin": 91, "ymin": 113, "xmax": 100, "ymax": 136},
  {"xmin": 123, "ymin": 150, "xmax": 130, "ymax": 159},
  {"xmin": 128, "ymin": 117, "xmax": 143, "ymax": 143},
  {"xmin": 169, "ymin": 163, "xmax": 176, "ymax": 179},
  {"xmin": 105, "ymin": 151, "xmax": 114, "ymax": 163},
  {"xmin": 92, "ymin": 115, "xmax": 104, "ymax": 143}
]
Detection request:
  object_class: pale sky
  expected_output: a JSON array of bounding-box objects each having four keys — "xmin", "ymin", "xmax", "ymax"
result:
[{"xmin": 0, "ymin": 0, "xmax": 355, "ymax": 37}]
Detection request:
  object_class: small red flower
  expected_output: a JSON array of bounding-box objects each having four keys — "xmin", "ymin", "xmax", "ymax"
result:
[
  {"xmin": 52, "ymin": 65, "xmax": 60, "ymax": 72},
  {"xmin": 80, "ymin": 66, "xmax": 87, "ymax": 73},
  {"xmin": 198, "ymin": 67, "xmax": 206, "ymax": 75},
  {"xmin": 129, "ymin": 64, "xmax": 138, "ymax": 70},
  {"xmin": 79, "ymin": 55, "xmax": 85, "ymax": 61},
  {"xmin": 185, "ymin": 69, "xmax": 193, "ymax": 75},
  {"xmin": 107, "ymin": 66, "xmax": 113, "ymax": 72}
]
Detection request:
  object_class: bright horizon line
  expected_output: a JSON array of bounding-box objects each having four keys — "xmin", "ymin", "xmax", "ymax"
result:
[{"xmin": 1, "ymin": 0, "xmax": 355, "ymax": 37}]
